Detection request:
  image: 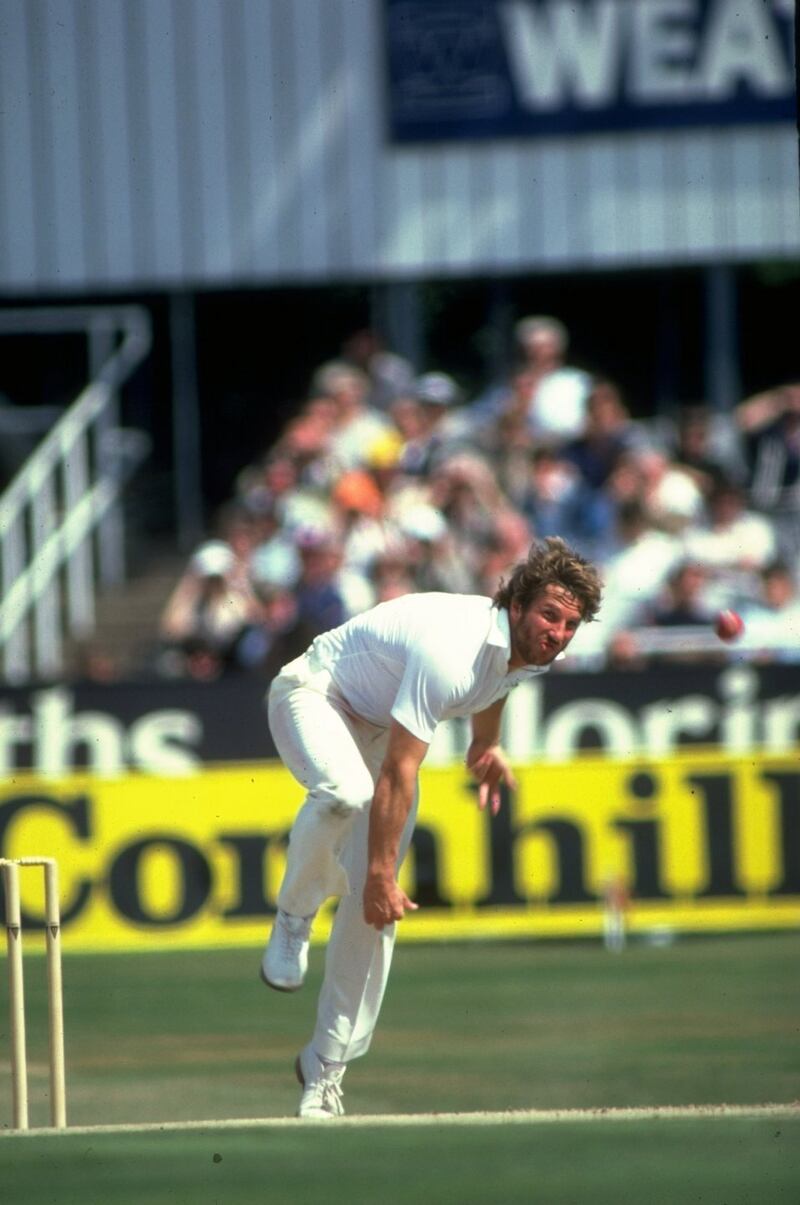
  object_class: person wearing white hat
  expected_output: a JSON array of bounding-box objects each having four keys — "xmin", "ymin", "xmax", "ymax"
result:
[
  {"xmin": 158, "ymin": 540, "xmax": 254, "ymax": 679},
  {"xmin": 260, "ymin": 537, "xmax": 603, "ymax": 1118},
  {"xmin": 397, "ymin": 503, "xmax": 475, "ymax": 595}
]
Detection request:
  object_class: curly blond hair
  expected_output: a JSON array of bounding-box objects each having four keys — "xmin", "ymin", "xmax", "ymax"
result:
[{"xmin": 493, "ymin": 537, "xmax": 603, "ymax": 622}]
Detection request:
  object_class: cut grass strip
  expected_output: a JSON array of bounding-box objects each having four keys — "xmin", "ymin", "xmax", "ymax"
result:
[{"xmin": 2, "ymin": 1115, "xmax": 799, "ymax": 1205}]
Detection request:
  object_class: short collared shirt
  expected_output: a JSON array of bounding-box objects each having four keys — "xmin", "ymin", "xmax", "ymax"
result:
[{"xmin": 306, "ymin": 592, "xmax": 550, "ymax": 743}]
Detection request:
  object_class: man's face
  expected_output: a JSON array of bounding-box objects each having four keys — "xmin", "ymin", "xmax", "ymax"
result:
[
  {"xmin": 509, "ymin": 584, "xmax": 583, "ymax": 668},
  {"xmin": 524, "ymin": 329, "xmax": 561, "ymax": 367}
]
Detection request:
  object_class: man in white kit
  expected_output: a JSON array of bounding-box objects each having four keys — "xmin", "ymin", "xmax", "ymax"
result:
[{"xmin": 261, "ymin": 537, "xmax": 603, "ymax": 1118}]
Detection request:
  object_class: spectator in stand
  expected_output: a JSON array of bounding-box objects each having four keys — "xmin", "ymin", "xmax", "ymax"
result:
[
  {"xmin": 214, "ymin": 503, "xmax": 268, "ymax": 595},
  {"xmin": 738, "ymin": 560, "xmax": 800, "ymax": 663},
  {"xmin": 516, "ymin": 446, "xmax": 613, "ymax": 561},
  {"xmin": 564, "ymin": 378, "xmax": 649, "ymax": 490},
  {"xmin": 277, "ymin": 393, "xmax": 341, "ymax": 490},
  {"xmin": 249, "ymin": 538, "xmax": 301, "ymax": 601},
  {"xmin": 359, "ymin": 429, "xmax": 427, "ymax": 524},
  {"xmin": 648, "ymin": 561, "xmax": 715, "ymax": 628},
  {"xmin": 341, "ymin": 328, "xmax": 416, "ymax": 412},
  {"xmin": 398, "ymin": 373, "xmax": 464, "ymax": 478},
  {"xmin": 329, "ymin": 469, "xmax": 403, "ymax": 604},
  {"xmin": 311, "ymin": 361, "xmax": 391, "ymax": 477},
  {"xmin": 603, "ymin": 448, "xmax": 646, "ymax": 509},
  {"xmin": 683, "ymin": 476, "xmax": 778, "ymax": 607},
  {"xmin": 293, "ymin": 526, "xmax": 347, "ymax": 633},
  {"xmin": 736, "ymin": 382, "xmax": 800, "ymax": 561},
  {"xmin": 364, "ymin": 429, "xmax": 407, "ymax": 490},
  {"xmin": 274, "ymin": 409, "xmax": 336, "ymax": 491},
  {"xmin": 244, "ymin": 445, "xmax": 335, "ymax": 535},
  {"xmin": 611, "ymin": 561, "xmax": 718, "ymax": 669},
  {"xmin": 387, "ymin": 393, "xmax": 425, "ymax": 446},
  {"xmin": 300, "ymin": 393, "xmax": 340, "ymax": 435},
  {"xmin": 236, "ymin": 487, "xmax": 309, "ymax": 602},
  {"xmin": 475, "ymin": 509, "xmax": 534, "ymax": 599},
  {"xmin": 428, "ymin": 453, "xmax": 513, "ymax": 583},
  {"xmin": 635, "ymin": 448, "xmax": 706, "ymax": 534},
  {"xmin": 370, "ymin": 543, "xmax": 417, "ymax": 604},
  {"xmin": 567, "ymin": 500, "xmax": 683, "ymax": 665},
  {"xmin": 603, "ymin": 447, "xmax": 704, "ymax": 538},
  {"xmin": 294, "ymin": 524, "xmax": 373, "ymax": 632},
  {"xmin": 397, "ymin": 503, "xmax": 476, "ymax": 595},
  {"xmin": 158, "ymin": 540, "xmax": 256, "ymax": 679},
  {"xmin": 670, "ymin": 404, "xmax": 742, "ymax": 499},
  {"xmin": 470, "ymin": 367, "xmax": 537, "ymax": 440},
  {"xmin": 513, "ymin": 315, "xmax": 591, "ymax": 445},
  {"xmin": 235, "ymin": 560, "xmax": 320, "ymax": 680},
  {"xmin": 463, "ymin": 368, "xmax": 538, "ymax": 504}
]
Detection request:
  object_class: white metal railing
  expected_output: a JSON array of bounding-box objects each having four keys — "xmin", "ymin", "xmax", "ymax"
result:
[
  {"xmin": 0, "ymin": 307, "xmax": 152, "ymax": 683},
  {"xmin": 572, "ymin": 623, "xmax": 799, "ymax": 666}
]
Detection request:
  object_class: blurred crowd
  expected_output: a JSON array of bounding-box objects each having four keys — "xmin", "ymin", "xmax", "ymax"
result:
[{"xmin": 155, "ymin": 319, "xmax": 800, "ymax": 679}]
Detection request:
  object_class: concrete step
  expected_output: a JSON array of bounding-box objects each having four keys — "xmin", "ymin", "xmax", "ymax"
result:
[{"xmin": 66, "ymin": 547, "xmax": 186, "ymax": 679}]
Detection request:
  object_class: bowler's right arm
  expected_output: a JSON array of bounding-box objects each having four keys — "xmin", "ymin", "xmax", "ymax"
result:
[{"xmin": 363, "ymin": 720, "xmax": 427, "ymax": 930}]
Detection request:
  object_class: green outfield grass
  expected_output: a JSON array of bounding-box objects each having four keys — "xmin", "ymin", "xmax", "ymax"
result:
[
  {"xmin": 3, "ymin": 1115, "xmax": 799, "ymax": 1205},
  {"xmin": 2, "ymin": 933, "xmax": 799, "ymax": 1127},
  {"xmin": 1, "ymin": 933, "xmax": 798, "ymax": 1202}
]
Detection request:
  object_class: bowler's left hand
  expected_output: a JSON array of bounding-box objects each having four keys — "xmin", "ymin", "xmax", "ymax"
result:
[{"xmin": 465, "ymin": 741, "xmax": 517, "ymax": 816}]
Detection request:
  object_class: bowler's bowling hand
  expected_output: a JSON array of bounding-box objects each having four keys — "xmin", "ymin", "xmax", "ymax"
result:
[
  {"xmin": 363, "ymin": 873, "xmax": 419, "ymax": 930},
  {"xmin": 466, "ymin": 741, "xmax": 517, "ymax": 816}
]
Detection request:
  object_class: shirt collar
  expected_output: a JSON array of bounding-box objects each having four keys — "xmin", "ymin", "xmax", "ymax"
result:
[{"xmin": 488, "ymin": 605, "xmax": 511, "ymax": 650}]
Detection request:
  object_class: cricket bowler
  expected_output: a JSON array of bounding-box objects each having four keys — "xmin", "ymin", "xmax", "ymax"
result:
[{"xmin": 261, "ymin": 536, "xmax": 603, "ymax": 1117}]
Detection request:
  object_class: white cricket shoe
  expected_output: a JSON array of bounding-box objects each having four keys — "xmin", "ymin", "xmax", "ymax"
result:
[
  {"xmin": 295, "ymin": 1045, "xmax": 346, "ymax": 1119},
  {"xmin": 260, "ymin": 910, "xmax": 313, "ymax": 992}
]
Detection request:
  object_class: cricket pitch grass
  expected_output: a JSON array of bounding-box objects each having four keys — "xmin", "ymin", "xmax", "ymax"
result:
[{"xmin": 1, "ymin": 933, "xmax": 798, "ymax": 1203}]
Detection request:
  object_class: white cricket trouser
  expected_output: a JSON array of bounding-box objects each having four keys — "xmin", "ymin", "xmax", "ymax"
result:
[{"xmin": 267, "ymin": 652, "xmax": 418, "ymax": 1063}]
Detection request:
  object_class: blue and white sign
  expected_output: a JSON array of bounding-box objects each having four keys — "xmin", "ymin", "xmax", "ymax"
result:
[{"xmin": 384, "ymin": 0, "xmax": 797, "ymax": 141}]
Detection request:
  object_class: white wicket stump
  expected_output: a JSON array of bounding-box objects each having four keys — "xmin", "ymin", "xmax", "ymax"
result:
[{"xmin": 1, "ymin": 857, "xmax": 67, "ymax": 1130}]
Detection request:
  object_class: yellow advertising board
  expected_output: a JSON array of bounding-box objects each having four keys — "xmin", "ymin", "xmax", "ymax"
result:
[{"xmin": 1, "ymin": 750, "xmax": 798, "ymax": 952}]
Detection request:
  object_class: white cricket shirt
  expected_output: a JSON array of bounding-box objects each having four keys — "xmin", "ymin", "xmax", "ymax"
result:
[{"xmin": 304, "ymin": 592, "xmax": 550, "ymax": 744}]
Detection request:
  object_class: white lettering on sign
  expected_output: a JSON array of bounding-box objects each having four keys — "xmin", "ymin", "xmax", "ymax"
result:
[
  {"xmin": 628, "ymin": 0, "xmax": 698, "ymax": 103},
  {"xmin": 0, "ymin": 688, "xmax": 202, "ymax": 777},
  {"xmin": 500, "ymin": 0, "xmax": 622, "ymax": 109},
  {"xmin": 699, "ymin": 0, "xmax": 790, "ymax": 99},
  {"xmin": 498, "ymin": 0, "xmax": 792, "ymax": 110}
]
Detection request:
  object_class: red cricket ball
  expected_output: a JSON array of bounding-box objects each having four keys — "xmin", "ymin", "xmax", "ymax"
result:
[{"xmin": 715, "ymin": 609, "xmax": 745, "ymax": 642}]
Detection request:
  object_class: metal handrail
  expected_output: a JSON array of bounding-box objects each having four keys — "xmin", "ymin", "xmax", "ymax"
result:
[
  {"xmin": 578, "ymin": 623, "xmax": 798, "ymax": 662},
  {"xmin": 0, "ymin": 307, "xmax": 152, "ymax": 683}
]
